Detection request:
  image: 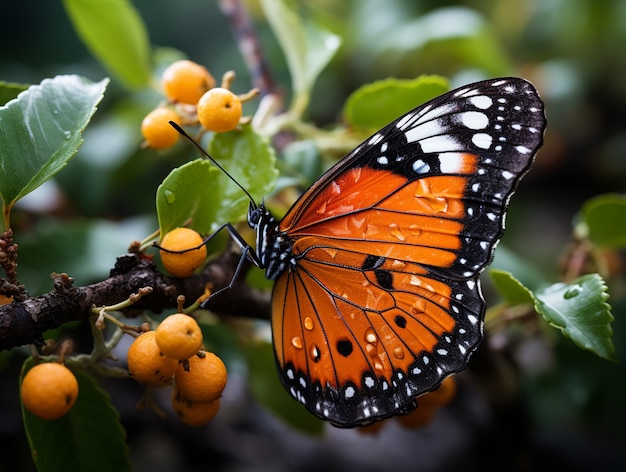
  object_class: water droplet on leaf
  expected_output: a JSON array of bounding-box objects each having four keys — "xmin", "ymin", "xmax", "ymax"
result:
[
  {"xmin": 164, "ymin": 190, "xmax": 176, "ymax": 204},
  {"xmin": 563, "ymin": 285, "xmax": 583, "ymax": 299}
]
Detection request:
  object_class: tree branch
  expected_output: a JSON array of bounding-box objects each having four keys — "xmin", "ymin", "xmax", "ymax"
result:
[
  {"xmin": 218, "ymin": 0, "xmax": 278, "ymax": 97},
  {"xmin": 0, "ymin": 251, "xmax": 271, "ymax": 352}
]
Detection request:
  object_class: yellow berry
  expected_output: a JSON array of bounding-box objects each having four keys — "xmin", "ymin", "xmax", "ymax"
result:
[
  {"xmin": 159, "ymin": 227, "xmax": 207, "ymax": 278},
  {"xmin": 21, "ymin": 363, "xmax": 79, "ymax": 420},
  {"xmin": 171, "ymin": 388, "xmax": 220, "ymax": 426},
  {"xmin": 127, "ymin": 331, "xmax": 178, "ymax": 385},
  {"xmin": 155, "ymin": 313, "xmax": 204, "ymax": 360},
  {"xmin": 162, "ymin": 60, "xmax": 215, "ymax": 105},
  {"xmin": 141, "ymin": 108, "xmax": 181, "ymax": 149},
  {"xmin": 197, "ymin": 88, "xmax": 242, "ymax": 132},
  {"xmin": 174, "ymin": 352, "xmax": 227, "ymax": 403}
]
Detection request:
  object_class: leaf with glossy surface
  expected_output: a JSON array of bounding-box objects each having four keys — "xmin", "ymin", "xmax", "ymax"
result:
[
  {"xmin": 534, "ymin": 274, "xmax": 617, "ymax": 361},
  {"xmin": 208, "ymin": 124, "xmax": 278, "ymax": 228},
  {"xmin": 0, "ymin": 75, "xmax": 108, "ymax": 230},
  {"xmin": 157, "ymin": 125, "xmax": 277, "ymax": 237},
  {"xmin": 21, "ymin": 359, "xmax": 130, "ymax": 472},
  {"xmin": 156, "ymin": 159, "xmax": 220, "ymax": 237}
]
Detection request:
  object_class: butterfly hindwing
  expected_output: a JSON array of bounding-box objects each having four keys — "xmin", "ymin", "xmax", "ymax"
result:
[
  {"xmin": 272, "ymin": 248, "xmax": 484, "ymax": 426},
  {"xmin": 267, "ymin": 78, "xmax": 546, "ymax": 427}
]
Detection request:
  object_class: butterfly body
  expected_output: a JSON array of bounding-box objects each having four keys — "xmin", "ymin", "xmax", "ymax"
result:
[{"xmin": 241, "ymin": 78, "xmax": 544, "ymax": 427}]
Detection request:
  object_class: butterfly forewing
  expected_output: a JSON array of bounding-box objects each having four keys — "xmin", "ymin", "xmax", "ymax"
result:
[{"xmin": 265, "ymin": 78, "xmax": 546, "ymax": 427}]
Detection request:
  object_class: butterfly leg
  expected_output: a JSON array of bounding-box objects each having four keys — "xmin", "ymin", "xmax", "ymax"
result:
[{"xmin": 197, "ymin": 223, "xmax": 262, "ymax": 308}]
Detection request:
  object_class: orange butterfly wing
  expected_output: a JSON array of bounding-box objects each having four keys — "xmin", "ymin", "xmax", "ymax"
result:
[{"xmin": 267, "ymin": 78, "xmax": 546, "ymax": 426}]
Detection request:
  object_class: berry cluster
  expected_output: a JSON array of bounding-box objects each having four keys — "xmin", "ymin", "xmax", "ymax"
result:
[
  {"xmin": 127, "ymin": 313, "xmax": 228, "ymax": 426},
  {"xmin": 141, "ymin": 59, "xmax": 258, "ymax": 149}
]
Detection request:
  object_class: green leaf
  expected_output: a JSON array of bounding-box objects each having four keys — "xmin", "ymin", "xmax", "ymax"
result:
[
  {"xmin": 490, "ymin": 245, "xmax": 549, "ymax": 291},
  {"xmin": 343, "ymin": 75, "xmax": 449, "ymax": 131},
  {"xmin": 244, "ymin": 341, "xmax": 324, "ymax": 435},
  {"xmin": 355, "ymin": 7, "xmax": 511, "ymax": 77},
  {"xmin": 208, "ymin": 124, "xmax": 278, "ymax": 227},
  {"xmin": 534, "ymin": 274, "xmax": 617, "ymax": 362},
  {"xmin": 489, "ymin": 269, "xmax": 534, "ymax": 305},
  {"xmin": 63, "ymin": 0, "xmax": 151, "ymax": 89},
  {"xmin": 156, "ymin": 159, "xmax": 221, "ymax": 237},
  {"xmin": 260, "ymin": 0, "xmax": 341, "ymax": 116},
  {"xmin": 0, "ymin": 81, "xmax": 29, "ymax": 106},
  {"xmin": 0, "ymin": 75, "xmax": 108, "ymax": 230},
  {"xmin": 580, "ymin": 193, "xmax": 626, "ymax": 248},
  {"xmin": 157, "ymin": 125, "xmax": 277, "ymax": 237},
  {"xmin": 21, "ymin": 360, "xmax": 130, "ymax": 472}
]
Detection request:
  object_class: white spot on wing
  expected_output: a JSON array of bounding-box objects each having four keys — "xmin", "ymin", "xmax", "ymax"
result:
[
  {"xmin": 438, "ymin": 153, "xmax": 465, "ymax": 174},
  {"xmin": 404, "ymin": 119, "xmax": 447, "ymax": 143},
  {"xmin": 396, "ymin": 112, "xmax": 417, "ymax": 129},
  {"xmin": 472, "ymin": 133, "xmax": 493, "ymax": 149},
  {"xmin": 419, "ymin": 135, "xmax": 462, "ymax": 153},
  {"xmin": 369, "ymin": 133, "xmax": 384, "ymax": 145},
  {"xmin": 460, "ymin": 111, "xmax": 489, "ymax": 130},
  {"xmin": 470, "ymin": 95, "xmax": 493, "ymax": 109},
  {"xmin": 412, "ymin": 159, "xmax": 430, "ymax": 173}
]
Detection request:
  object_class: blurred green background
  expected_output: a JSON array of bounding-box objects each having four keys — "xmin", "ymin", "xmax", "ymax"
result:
[{"xmin": 1, "ymin": 0, "xmax": 625, "ymax": 471}]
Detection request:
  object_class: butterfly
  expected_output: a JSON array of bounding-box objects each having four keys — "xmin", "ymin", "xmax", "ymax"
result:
[{"xmin": 185, "ymin": 77, "xmax": 546, "ymax": 428}]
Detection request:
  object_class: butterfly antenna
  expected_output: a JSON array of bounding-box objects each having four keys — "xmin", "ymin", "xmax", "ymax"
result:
[{"xmin": 169, "ymin": 121, "xmax": 257, "ymax": 207}]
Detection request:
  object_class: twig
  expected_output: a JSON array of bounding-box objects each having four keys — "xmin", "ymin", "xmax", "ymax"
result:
[
  {"xmin": 218, "ymin": 0, "xmax": 278, "ymax": 98},
  {"xmin": 0, "ymin": 251, "xmax": 270, "ymax": 351}
]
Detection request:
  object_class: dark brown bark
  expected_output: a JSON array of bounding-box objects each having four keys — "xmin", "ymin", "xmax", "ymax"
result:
[{"xmin": 0, "ymin": 251, "xmax": 270, "ymax": 351}]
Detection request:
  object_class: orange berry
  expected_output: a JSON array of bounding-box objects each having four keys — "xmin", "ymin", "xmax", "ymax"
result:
[
  {"xmin": 174, "ymin": 352, "xmax": 227, "ymax": 403},
  {"xmin": 162, "ymin": 60, "xmax": 215, "ymax": 105},
  {"xmin": 159, "ymin": 227, "xmax": 207, "ymax": 278},
  {"xmin": 141, "ymin": 107, "xmax": 181, "ymax": 149},
  {"xmin": 155, "ymin": 313, "xmax": 204, "ymax": 360},
  {"xmin": 127, "ymin": 331, "xmax": 178, "ymax": 385},
  {"xmin": 21, "ymin": 362, "xmax": 79, "ymax": 420},
  {"xmin": 197, "ymin": 88, "xmax": 242, "ymax": 132},
  {"xmin": 171, "ymin": 388, "xmax": 220, "ymax": 426}
]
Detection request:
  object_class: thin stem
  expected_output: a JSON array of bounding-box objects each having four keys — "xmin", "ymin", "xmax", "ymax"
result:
[{"xmin": 218, "ymin": 0, "xmax": 277, "ymax": 97}]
